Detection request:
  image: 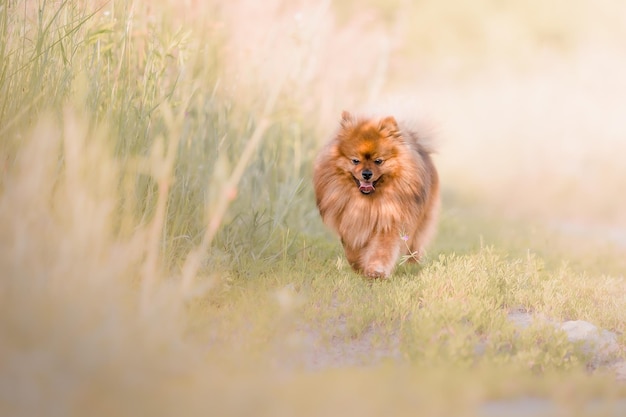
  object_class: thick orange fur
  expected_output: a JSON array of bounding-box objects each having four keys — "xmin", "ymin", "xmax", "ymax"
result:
[{"xmin": 314, "ymin": 111, "xmax": 440, "ymax": 278}]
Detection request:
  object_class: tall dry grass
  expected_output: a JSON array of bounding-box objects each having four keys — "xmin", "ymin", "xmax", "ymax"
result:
[{"xmin": 0, "ymin": 1, "xmax": 394, "ymax": 415}]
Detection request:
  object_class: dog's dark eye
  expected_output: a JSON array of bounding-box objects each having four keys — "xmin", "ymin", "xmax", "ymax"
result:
[
  {"xmin": 351, "ymin": 159, "xmax": 360, "ymax": 165},
  {"xmin": 374, "ymin": 159, "xmax": 384, "ymax": 165}
]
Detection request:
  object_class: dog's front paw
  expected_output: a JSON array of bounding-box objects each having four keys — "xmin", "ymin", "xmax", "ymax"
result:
[{"xmin": 364, "ymin": 263, "xmax": 389, "ymax": 279}]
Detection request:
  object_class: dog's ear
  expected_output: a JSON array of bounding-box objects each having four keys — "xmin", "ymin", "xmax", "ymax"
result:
[
  {"xmin": 379, "ymin": 115, "xmax": 398, "ymax": 132},
  {"xmin": 340, "ymin": 110, "xmax": 353, "ymax": 127}
]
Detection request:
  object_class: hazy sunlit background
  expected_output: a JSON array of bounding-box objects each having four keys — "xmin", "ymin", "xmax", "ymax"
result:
[{"xmin": 344, "ymin": 0, "xmax": 626, "ymax": 231}]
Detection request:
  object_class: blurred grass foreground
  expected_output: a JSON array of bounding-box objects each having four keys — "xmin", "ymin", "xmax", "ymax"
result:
[{"xmin": 2, "ymin": 0, "xmax": 626, "ymax": 416}]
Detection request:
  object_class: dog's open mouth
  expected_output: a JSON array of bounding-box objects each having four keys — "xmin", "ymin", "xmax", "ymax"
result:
[
  {"xmin": 354, "ymin": 177, "xmax": 380, "ymax": 195},
  {"xmin": 359, "ymin": 181, "xmax": 375, "ymax": 194}
]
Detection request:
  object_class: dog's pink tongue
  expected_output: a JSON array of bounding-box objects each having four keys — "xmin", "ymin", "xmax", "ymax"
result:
[{"xmin": 359, "ymin": 182, "xmax": 375, "ymax": 193}]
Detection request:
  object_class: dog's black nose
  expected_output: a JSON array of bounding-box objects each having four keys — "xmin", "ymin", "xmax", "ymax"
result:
[{"xmin": 362, "ymin": 170, "xmax": 373, "ymax": 181}]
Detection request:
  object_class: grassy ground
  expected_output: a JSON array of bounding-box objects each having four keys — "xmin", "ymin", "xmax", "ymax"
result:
[{"xmin": 1, "ymin": 1, "xmax": 626, "ymax": 416}]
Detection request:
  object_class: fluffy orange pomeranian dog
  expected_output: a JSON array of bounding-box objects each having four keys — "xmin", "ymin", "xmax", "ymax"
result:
[{"xmin": 314, "ymin": 111, "xmax": 440, "ymax": 278}]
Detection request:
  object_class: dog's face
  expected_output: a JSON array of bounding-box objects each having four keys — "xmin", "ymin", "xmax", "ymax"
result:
[{"xmin": 335, "ymin": 111, "xmax": 400, "ymax": 195}]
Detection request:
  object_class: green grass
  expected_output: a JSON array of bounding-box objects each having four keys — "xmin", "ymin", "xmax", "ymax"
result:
[{"xmin": 2, "ymin": 1, "xmax": 626, "ymax": 416}]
